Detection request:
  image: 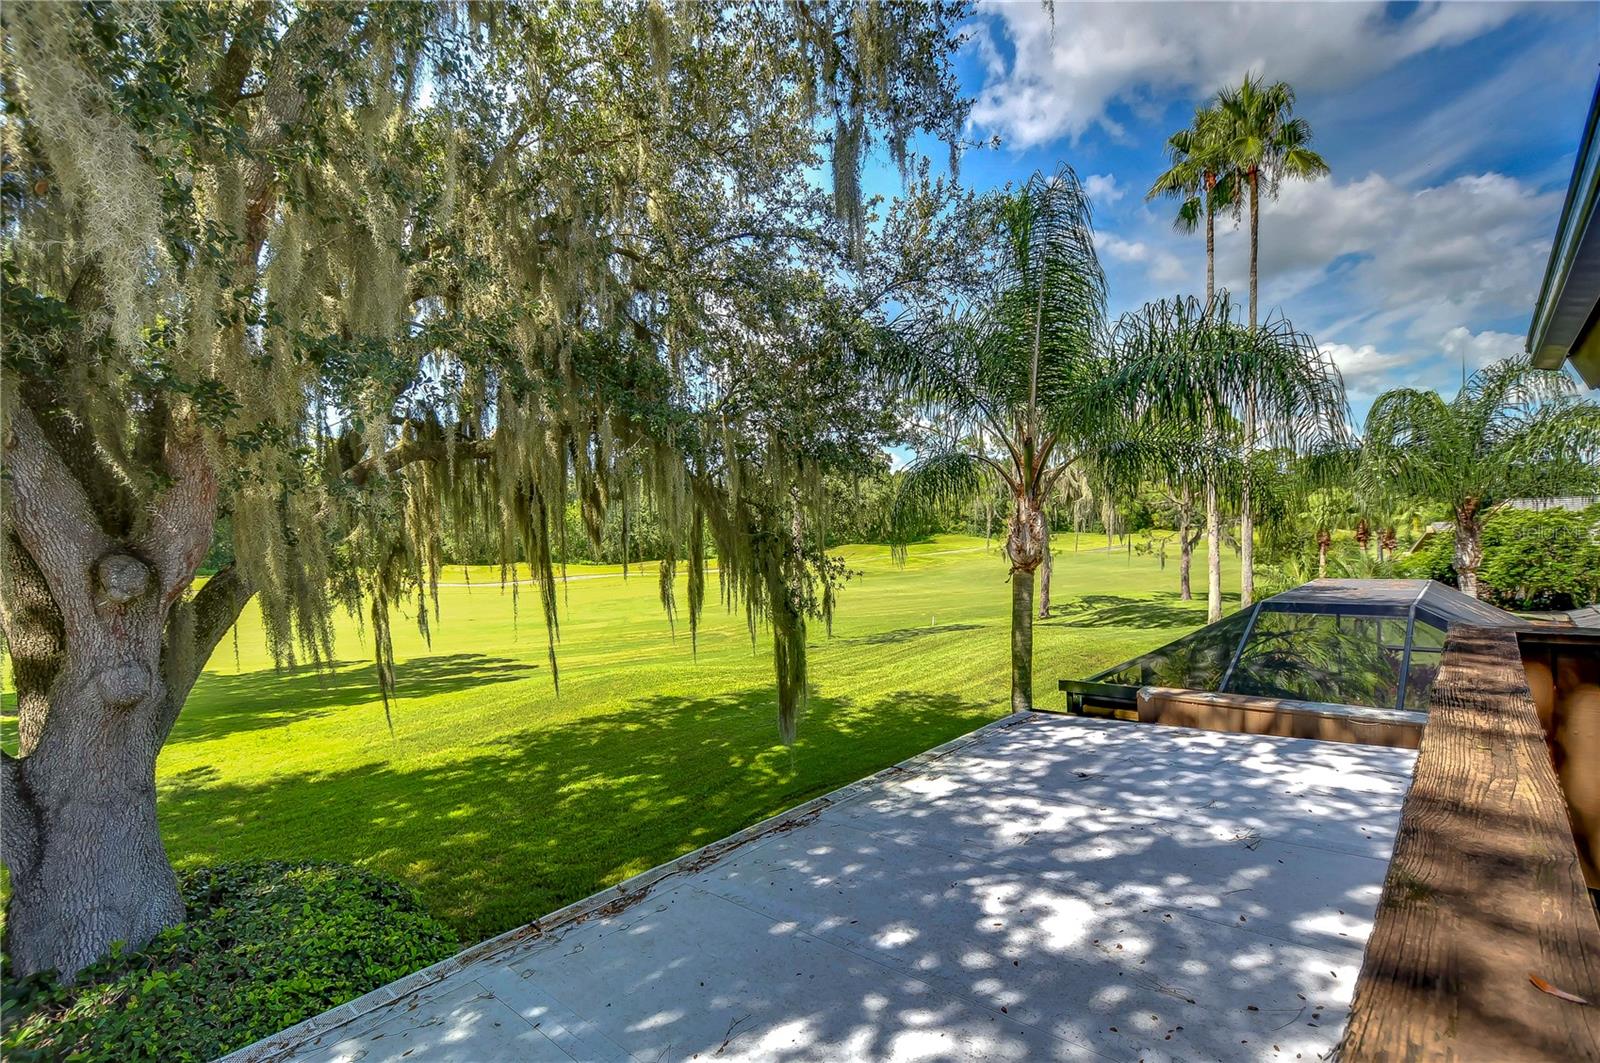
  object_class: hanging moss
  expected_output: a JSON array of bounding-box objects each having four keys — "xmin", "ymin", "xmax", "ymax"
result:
[{"xmin": 1, "ymin": 0, "xmax": 965, "ymax": 747}]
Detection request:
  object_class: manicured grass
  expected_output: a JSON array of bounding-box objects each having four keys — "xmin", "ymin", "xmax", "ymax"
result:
[{"xmin": 6, "ymin": 534, "xmax": 1238, "ymax": 946}]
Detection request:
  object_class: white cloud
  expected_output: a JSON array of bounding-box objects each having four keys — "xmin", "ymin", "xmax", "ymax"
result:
[
  {"xmin": 1099, "ymin": 232, "xmax": 1187, "ymax": 286},
  {"xmin": 1083, "ymin": 173, "xmax": 1124, "ymax": 205},
  {"xmin": 1320, "ymin": 341, "xmax": 1424, "ymax": 397},
  {"xmin": 972, "ymin": 1, "xmax": 1520, "ymax": 148},
  {"xmin": 1321, "ymin": 326, "xmax": 1527, "ymax": 409},
  {"xmin": 1226, "ymin": 171, "xmax": 1557, "ymax": 343},
  {"xmin": 1439, "ymin": 326, "xmax": 1524, "ymax": 372}
]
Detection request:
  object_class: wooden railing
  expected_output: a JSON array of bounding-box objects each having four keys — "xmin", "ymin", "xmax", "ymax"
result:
[{"xmin": 1338, "ymin": 625, "xmax": 1600, "ymax": 1061}]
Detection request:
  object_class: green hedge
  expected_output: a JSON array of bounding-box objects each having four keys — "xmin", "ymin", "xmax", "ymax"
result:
[
  {"xmin": 1395, "ymin": 506, "xmax": 1600, "ymax": 610},
  {"xmin": 2, "ymin": 862, "xmax": 459, "ymax": 1062},
  {"xmin": 1478, "ymin": 507, "xmax": 1600, "ymax": 610}
]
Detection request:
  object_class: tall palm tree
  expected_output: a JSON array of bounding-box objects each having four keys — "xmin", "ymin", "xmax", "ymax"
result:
[
  {"xmin": 885, "ymin": 167, "xmax": 1112, "ymax": 713},
  {"xmin": 1216, "ymin": 75, "xmax": 1330, "ymax": 609},
  {"xmin": 1147, "ymin": 105, "xmax": 1233, "ymax": 603},
  {"xmin": 1110, "ymin": 295, "xmax": 1347, "ymax": 621},
  {"xmin": 1361, "ymin": 358, "xmax": 1600, "ymax": 597},
  {"xmin": 1147, "ymin": 105, "xmax": 1235, "ymax": 307}
]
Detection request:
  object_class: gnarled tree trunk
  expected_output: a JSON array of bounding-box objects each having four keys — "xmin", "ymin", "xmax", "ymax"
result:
[{"xmin": 2, "ymin": 406, "xmax": 250, "ymax": 980}]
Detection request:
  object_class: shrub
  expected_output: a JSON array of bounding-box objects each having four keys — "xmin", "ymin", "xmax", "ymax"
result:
[
  {"xmin": 1478, "ymin": 507, "xmax": 1600, "ymax": 610},
  {"xmin": 2, "ymin": 862, "xmax": 459, "ymax": 1063},
  {"xmin": 1394, "ymin": 528, "xmax": 1457, "ymax": 585}
]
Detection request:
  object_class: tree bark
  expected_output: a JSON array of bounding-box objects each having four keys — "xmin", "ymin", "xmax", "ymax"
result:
[
  {"xmin": 1011, "ymin": 571, "xmax": 1034, "ymax": 714},
  {"xmin": 1206, "ymin": 469, "xmax": 1222, "ymax": 623},
  {"xmin": 1036, "ymin": 524, "xmax": 1052, "ymax": 620},
  {"xmin": 1004, "ymin": 494, "xmax": 1047, "ymax": 714},
  {"xmin": 1248, "ymin": 169, "xmax": 1260, "ymax": 329},
  {"xmin": 1318, "ymin": 531, "xmax": 1330, "ymax": 578},
  {"xmin": 1455, "ymin": 503, "xmax": 1484, "ymax": 598},
  {"xmin": 1239, "ymin": 169, "xmax": 1260, "ymax": 610},
  {"xmin": 1, "ymin": 406, "xmax": 244, "ymax": 980},
  {"xmin": 1240, "ymin": 397, "xmax": 1255, "ymax": 607},
  {"xmin": 1178, "ymin": 488, "xmax": 1194, "ymax": 601},
  {"xmin": 1204, "ymin": 174, "xmax": 1216, "ymax": 307},
  {"xmin": 1177, "ymin": 486, "xmax": 1190, "ymax": 601}
]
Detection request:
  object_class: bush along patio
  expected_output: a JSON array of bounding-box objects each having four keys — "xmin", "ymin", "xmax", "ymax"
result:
[{"xmin": 0, "ymin": 863, "xmax": 458, "ymax": 1063}]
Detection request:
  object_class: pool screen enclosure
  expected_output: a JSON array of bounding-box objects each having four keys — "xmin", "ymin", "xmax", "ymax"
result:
[{"xmin": 1061, "ymin": 579, "xmax": 1520, "ymax": 715}]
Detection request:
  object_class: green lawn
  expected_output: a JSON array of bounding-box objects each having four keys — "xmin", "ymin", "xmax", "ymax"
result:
[{"xmin": 7, "ymin": 534, "xmax": 1238, "ymax": 945}]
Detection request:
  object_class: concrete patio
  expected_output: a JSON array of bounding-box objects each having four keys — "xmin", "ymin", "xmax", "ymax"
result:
[{"xmin": 229, "ymin": 713, "xmax": 1415, "ymax": 1062}]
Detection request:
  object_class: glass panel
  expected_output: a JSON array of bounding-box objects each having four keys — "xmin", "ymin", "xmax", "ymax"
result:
[
  {"xmin": 1225, "ymin": 612, "xmax": 1406, "ymax": 710},
  {"xmin": 1097, "ymin": 610, "xmax": 1253, "ymax": 690},
  {"xmin": 1401, "ymin": 621, "xmax": 1448, "ymax": 711}
]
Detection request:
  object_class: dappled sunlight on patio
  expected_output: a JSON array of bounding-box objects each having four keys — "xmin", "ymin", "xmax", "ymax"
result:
[{"xmin": 254, "ymin": 714, "xmax": 1414, "ymax": 1062}]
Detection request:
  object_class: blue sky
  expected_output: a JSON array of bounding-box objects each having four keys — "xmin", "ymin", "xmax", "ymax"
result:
[{"xmin": 872, "ymin": 0, "xmax": 1598, "ymax": 423}]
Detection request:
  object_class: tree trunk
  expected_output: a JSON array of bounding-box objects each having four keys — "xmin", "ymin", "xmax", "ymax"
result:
[
  {"xmin": 1011, "ymin": 570, "xmax": 1034, "ymax": 714},
  {"xmin": 1204, "ymin": 176, "xmax": 1216, "ymax": 307},
  {"xmin": 1239, "ymin": 170, "xmax": 1261, "ymax": 610},
  {"xmin": 1178, "ymin": 491, "xmax": 1193, "ymax": 601},
  {"xmin": 4, "ymin": 691, "xmax": 185, "ymax": 980},
  {"xmin": 1004, "ymin": 494, "xmax": 1047, "ymax": 714},
  {"xmin": 1248, "ymin": 169, "xmax": 1260, "ymax": 329},
  {"xmin": 1455, "ymin": 504, "xmax": 1484, "ymax": 598},
  {"xmin": 1317, "ymin": 531, "xmax": 1330, "ymax": 578},
  {"xmin": 2, "ymin": 407, "xmax": 248, "ymax": 980},
  {"xmin": 1240, "ymin": 396, "xmax": 1255, "ymax": 607},
  {"xmin": 1037, "ymin": 526, "xmax": 1053, "ymax": 620},
  {"xmin": 1206, "ymin": 467, "xmax": 1222, "ymax": 623}
]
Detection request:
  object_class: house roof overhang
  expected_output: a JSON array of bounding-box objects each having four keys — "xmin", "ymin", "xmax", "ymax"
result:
[{"xmin": 1528, "ymin": 73, "xmax": 1600, "ymax": 389}]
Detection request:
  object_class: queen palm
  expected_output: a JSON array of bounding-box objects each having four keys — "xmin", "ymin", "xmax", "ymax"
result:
[
  {"xmin": 1110, "ymin": 295, "xmax": 1346, "ymax": 621},
  {"xmin": 1147, "ymin": 104, "xmax": 1235, "ymax": 306},
  {"xmin": 885, "ymin": 167, "xmax": 1111, "ymax": 713},
  {"xmin": 1300, "ymin": 487, "xmax": 1352, "ymax": 577},
  {"xmin": 1361, "ymin": 358, "xmax": 1600, "ymax": 597},
  {"xmin": 1216, "ymin": 75, "xmax": 1330, "ymax": 609}
]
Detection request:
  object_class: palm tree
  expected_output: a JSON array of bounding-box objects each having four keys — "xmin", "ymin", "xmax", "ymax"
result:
[
  {"xmin": 1147, "ymin": 105, "xmax": 1235, "ymax": 306},
  {"xmin": 1362, "ymin": 358, "xmax": 1600, "ymax": 597},
  {"xmin": 1147, "ymin": 105, "xmax": 1233, "ymax": 602},
  {"xmin": 1300, "ymin": 487, "xmax": 1352, "ymax": 577},
  {"xmin": 1110, "ymin": 294, "xmax": 1346, "ymax": 622},
  {"xmin": 885, "ymin": 167, "xmax": 1112, "ymax": 713},
  {"xmin": 1215, "ymin": 75, "xmax": 1330, "ymax": 609}
]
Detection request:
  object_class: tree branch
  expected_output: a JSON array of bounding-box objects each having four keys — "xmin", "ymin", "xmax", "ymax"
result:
[
  {"xmin": 2, "ymin": 403, "xmax": 112, "ymax": 630},
  {"xmin": 137, "ymin": 425, "xmax": 220, "ymax": 605}
]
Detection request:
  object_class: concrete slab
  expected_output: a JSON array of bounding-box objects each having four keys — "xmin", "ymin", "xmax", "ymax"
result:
[{"xmin": 235, "ymin": 714, "xmax": 1415, "ymax": 1063}]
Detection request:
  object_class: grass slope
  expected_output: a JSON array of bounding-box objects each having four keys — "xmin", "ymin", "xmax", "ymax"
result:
[{"xmin": 6, "ymin": 535, "xmax": 1237, "ymax": 945}]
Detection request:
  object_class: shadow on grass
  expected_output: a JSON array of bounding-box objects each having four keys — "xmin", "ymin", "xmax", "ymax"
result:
[
  {"xmin": 851, "ymin": 623, "xmax": 985, "ymax": 645},
  {"xmin": 1052, "ymin": 593, "xmax": 1232, "ymax": 629},
  {"xmin": 158, "ymin": 687, "xmax": 996, "ymax": 943},
  {"xmin": 170, "ymin": 653, "xmax": 540, "ymax": 743}
]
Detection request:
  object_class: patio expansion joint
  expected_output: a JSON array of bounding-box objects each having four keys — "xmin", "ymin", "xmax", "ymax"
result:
[{"xmin": 218, "ymin": 710, "xmax": 1047, "ymax": 1063}]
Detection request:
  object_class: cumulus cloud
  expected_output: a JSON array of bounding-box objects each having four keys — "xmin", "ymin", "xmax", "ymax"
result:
[
  {"xmin": 972, "ymin": 1, "xmax": 1519, "ymax": 147},
  {"xmin": 1083, "ymin": 173, "xmax": 1124, "ymax": 205},
  {"xmin": 1439, "ymin": 326, "xmax": 1525, "ymax": 372},
  {"xmin": 1322, "ymin": 326, "xmax": 1527, "ymax": 410},
  {"xmin": 1320, "ymin": 341, "xmax": 1425, "ymax": 397},
  {"xmin": 1230, "ymin": 171, "xmax": 1557, "ymax": 343},
  {"xmin": 1099, "ymin": 233, "xmax": 1187, "ymax": 286}
]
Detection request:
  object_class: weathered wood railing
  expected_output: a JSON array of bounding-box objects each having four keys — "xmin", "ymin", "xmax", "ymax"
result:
[{"xmin": 1338, "ymin": 625, "xmax": 1600, "ymax": 1061}]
